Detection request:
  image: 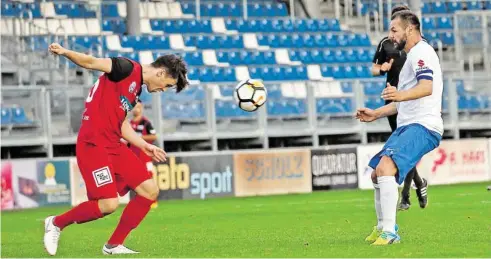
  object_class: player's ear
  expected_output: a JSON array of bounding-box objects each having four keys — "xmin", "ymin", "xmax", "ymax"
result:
[{"xmin": 156, "ymin": 69, "xmax": 165, "ymax": 78}]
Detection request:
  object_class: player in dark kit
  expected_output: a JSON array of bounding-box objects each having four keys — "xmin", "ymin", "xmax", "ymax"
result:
[
  {"xmin": 371, "ymin": 5, "xmax": 428, "ymax": 211},
  {"xmin": 44, "ymin": 43, "xmax": 188, "ymax": 255},
  {"xmin": 127, "ymin": 101, "xmax": 159, "ymax": 209}
]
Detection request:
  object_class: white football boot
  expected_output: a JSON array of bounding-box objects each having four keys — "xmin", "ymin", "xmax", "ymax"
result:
[
  {"xmin": 102, "ymin": 244, "xmax": 140, "ymax": 255},
  {"xmin": 43, "ymin": 216, "xmax": 61, "ymax": 256}
]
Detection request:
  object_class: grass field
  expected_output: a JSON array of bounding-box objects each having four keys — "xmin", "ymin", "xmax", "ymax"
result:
[{"xmin": 2, "ymin": 182, "xmax": 490, "ymax": 258}]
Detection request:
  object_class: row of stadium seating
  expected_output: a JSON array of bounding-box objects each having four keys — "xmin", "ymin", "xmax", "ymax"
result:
[
  {"xmin": 359, "ymin": 0, "xmax": 491, "ymax": 15},
  {"xmin": 1, "ymin": 107, "xmax": 34, "ymax": 126},
  {"xmin": 1, "ymin": 2, "xmax": 288, "ymax": 18},
  {"xmin": 22, "ymin": 32, "xmax": 372, "ymax": 50}
]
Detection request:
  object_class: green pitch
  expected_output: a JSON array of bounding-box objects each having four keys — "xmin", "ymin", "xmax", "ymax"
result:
[{"xmin": 2, "ymin": 182, "xmax": 490, "ymax": 258}]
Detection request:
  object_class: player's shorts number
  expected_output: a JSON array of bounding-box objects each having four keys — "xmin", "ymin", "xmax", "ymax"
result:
[{"xmin": 86, "ymin": 79, "xmax": 100, "ymax": 103}]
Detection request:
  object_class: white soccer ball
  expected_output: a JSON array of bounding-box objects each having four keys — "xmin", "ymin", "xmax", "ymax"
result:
[{"xmin": 233, "ymin": 79, "xmax": 267, "ymax": 112}]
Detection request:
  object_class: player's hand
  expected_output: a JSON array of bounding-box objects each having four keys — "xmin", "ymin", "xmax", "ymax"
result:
[
  {"xmin": 355, "ymin": 108, "xmax": 378, "ymax": 122},
  {"xmin": 381, "ymin": 83, "xmax": 403, "ymax": 101},
  {"xmin": 48, "ymin": 43, "xmax": 67, "ymax": 56},
  {"xmin": 380, "ymin": 59, "xmax": 394, "ymax": 72},
  {"xmin": 142, "ymin": 143, "xmax": 167, "ymax": 162}
]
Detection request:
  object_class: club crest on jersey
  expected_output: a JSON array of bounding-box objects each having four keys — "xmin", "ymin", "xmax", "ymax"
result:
[
  {"xmin": 120, "ymin": 96, "xmax": 133, "ymax": 112},
  {"xmin": 129, "ymin": 82, "xmax": 136, "ymax": 94}
]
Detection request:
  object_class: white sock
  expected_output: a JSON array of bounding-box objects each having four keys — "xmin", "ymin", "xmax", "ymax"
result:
[
  {"xmin": 378, "ymin": 176, "xmax": 398, "ymax": 234},
  {"xmin": 373, "ymin": 183, "xmax": 383, "ymax": 230}
]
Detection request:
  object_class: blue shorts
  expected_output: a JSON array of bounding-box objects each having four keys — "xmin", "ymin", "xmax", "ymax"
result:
[{"xmin": 368, "ymin": 123, "xmax": 442, "ymax": 185}]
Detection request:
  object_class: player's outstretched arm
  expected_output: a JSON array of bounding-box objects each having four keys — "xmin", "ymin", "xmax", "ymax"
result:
[
  {"xmin": 48, "ymin": 43, "xmax": 112, "ymax": 73},
  {"xmin": 355, "ymin": 102, "xmax": 397, "ymax": 122}
]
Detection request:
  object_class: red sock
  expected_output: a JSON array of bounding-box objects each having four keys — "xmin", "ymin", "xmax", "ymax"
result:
[
  {"xmin": 107, "ymin": 195, "xmax": 154, "ymax": 245},
  {"xmin": 53, "ymin": 200, "xmax": 103, "ymax": 230}
]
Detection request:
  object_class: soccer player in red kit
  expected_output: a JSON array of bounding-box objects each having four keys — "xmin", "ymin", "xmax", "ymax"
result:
[
  {"xmin": 127, "ymin": 101, "xmax": 159, "ymax": 209},
  {"xmin": 43, "ymin": 43, "xmax": 188, "ymax": 255}
]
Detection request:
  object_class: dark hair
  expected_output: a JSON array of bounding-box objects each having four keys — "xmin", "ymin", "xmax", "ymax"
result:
[
  {"xmin": 391, "ymin": 5, "xmax": 410, "ymax": 16},
  {"xmin": 391, "ymin": 10, "xmax": 421, "ymax": 31},
  {"xmin": 151, "ymin": 54, "xmax": 188, "ymax": 93}
]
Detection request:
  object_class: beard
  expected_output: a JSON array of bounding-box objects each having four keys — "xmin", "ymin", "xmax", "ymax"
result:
[{"xmin": 395, "ymin": 36, "xmax": 407, "ymax": 51}]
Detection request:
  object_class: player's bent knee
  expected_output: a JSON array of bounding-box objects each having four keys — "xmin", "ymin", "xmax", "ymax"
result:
[
  {"xmin": 135, "ymin": 179, "xmax": 159, "ymax": 201},
  {"xmin": 376, "ymin": 156, "xmax": 397, "ymax": 177},
  {"xmin": 98, "ymin": 198, "xmax": 119, "ymax": 214}
]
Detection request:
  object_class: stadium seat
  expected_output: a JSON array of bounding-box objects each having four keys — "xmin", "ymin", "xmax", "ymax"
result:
[
  {"xmin": 447, "ymin": 2, "xmax": 463, "ymax": 12},
  {"xmin": 422, "ymin": 17, "xmax": 436, "ymax": 30},
  {"xmin": 467, "ymin": 1, "xmax": 482, "ymax": 10},
  {"xmin": 1, "ymin": 107, "xmax": 12, "ymax": 125},
  {"xmin": 431, "ymin": 1, "xmax": 447, "ymax": 13},
  {"xmin": 437, "ymin": 16, "xmax": 453, "ymax": 29},
  {"xmin": 421, "ymin": 2, "xmax": 432, "ymax": 14},
  {"xmin": 11, "ymin": 107, "xmax": 33, "ymax": 125}
]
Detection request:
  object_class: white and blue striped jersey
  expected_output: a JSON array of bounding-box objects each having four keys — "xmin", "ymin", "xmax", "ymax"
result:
[{"xmin": 396, "ymin": 40, "xmax": 444, "ymax": 135}]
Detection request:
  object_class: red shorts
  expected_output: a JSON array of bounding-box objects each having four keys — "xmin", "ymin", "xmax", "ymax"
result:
[{"xmin": 76, "ymin": 142, "xmax": 152, "ymax": 200}]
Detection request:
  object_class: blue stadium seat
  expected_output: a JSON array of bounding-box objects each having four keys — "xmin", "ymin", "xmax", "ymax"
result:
[
  {"xmin": 182, "ymin": 52, "xmax": 204, "ymax": 66},
  {"xmin": 55, "ymin": 3, "xmax": 95, "ymax": 18},
  {"xmin": 320, "ymin": 65, "xmax": 333, "ymax": 78},
  {"xmin": 467, "ymin": 1, "xmax": 482, "ymax": 10},
  {"xmin": 219, "ymin": 85, "xmax": 235, "ymax": 97},
  {"xmin": 187, "ymin": 67, "xmax": 199, "ymax": 81},
  {"xmin": 337, "ymin": 34, "xmax": 349, "ymax": 47},
  {"xmin": 101, "ymin": 4, "xmax": 119, "ymax": 18},
  {"xmin": 341, "ymin": 82, "xmax": 353, "ymax": 93},
  {"xmin": 11, "ymin": 107, "xmax": 33, "ymax": 125},
  {"xmin": 168, "ymin": 102, "xmax": 205, "ymax": 119},
  {"xmin": 103, "ymin": 20, "xmax": 126, "ymax": 34},
  {"xmin": 181, "ymin": 2, "xmax": 196, "ymax": 15},
  {"xmin": 421, "ymin": 2, "xmax": 432, "ymax": 14},
  {"xmin": 332, "ymin": 66, "xmax": 345, "ymax": 79},
  {"xmin": 69, "ymin": 36, "xmax": 101, "ymax": 50},
  {"xmin": 322, "ymin": 50, "xmax": 335, "ymax": 63},
  {"xmin": 437, "ymin": 16, "xmax": 453, "ymax": 29},
  {"xmin": 365, "ymin": 97, "xmax": 385, "ymax": 110},
  {"xmin": 356, "ymin": 49, "xmax": 371, "ymax": 62},
  {"xmin": 1, "ymin": 2, "xmax": 21, "ymax": 17},
  {"xmin": 486, "ymin": 1, "xmax": 491, "ymax": 10},
  {"xmin": 325, "ymin": 34, "xmax": 338, "ymax": 47},
  {"xmin": 316, "ymin": 98, "xmax": 352, "ymax": 115},
  {"xmin": 431, "ymin": 1, "xmax": 447, "ymax": 13},
  {"xmin": 363, "ymin": 81, "xmax": 385, "ymax": 95},
  {"xmin": 267, "ymin": 84, "xmax": 282, "ymax": 99},
  {"xmin": 447, "ymin": 2, "xmax": 463, "ymax": 12},
  {"xmin": 334, "ymin": 50, "xmax": 347, "ymax": 63},
  {"xmin": 344, "ymin": 66, "xmax": 356, "ymax": 78},
  {"xmin": 355, "ymin": 65, "xmax": 371, "ymax": 78},
  {"xmin": 441, "ymin": 32, "xmax": 455, "ymax": 45},
  {"xmin": 1, "ymin": 107, "xmax": 11, "ymax": 125},
  {"xmin": 422, "ymin": 17, "xmax": 436, "ymax": 30},
  {"xmin": 310, "ymin": 49, "xmax": 323, "ymax": 63}
]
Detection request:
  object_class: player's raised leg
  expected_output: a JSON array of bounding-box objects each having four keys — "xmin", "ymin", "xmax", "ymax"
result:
[
  {"xmin": 44, "ymin": 144, "xmax": 119, "ymax": 256},
  {"xmin": 102, "ymin": 147, "xmax": 159, "ymax": 255}
]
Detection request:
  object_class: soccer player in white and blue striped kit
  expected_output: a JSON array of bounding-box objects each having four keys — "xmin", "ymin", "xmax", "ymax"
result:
[{"xmin": 356, "ymin": 10, "xmax": 443, "ymax": 245}]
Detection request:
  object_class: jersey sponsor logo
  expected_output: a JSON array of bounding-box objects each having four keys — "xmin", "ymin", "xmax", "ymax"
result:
[
  {"xmin": 120, "ymin": 96, "xmax": 133, "ymax": 112},
  {"xmin": 418, "ymin": 59, "xmax": 425, "ymax": 67},
  {"xmin": 129, "ymin": 81, "xmax": 136, "ymax": 94},
  {"xmin": 92, "ymin": 167, "xmax": 113, "ymax": 187}
]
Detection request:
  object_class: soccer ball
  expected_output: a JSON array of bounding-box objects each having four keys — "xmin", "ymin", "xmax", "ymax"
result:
[{"xmin": 233, "ymin": 79, "xmax": 267, "ymax": 112}]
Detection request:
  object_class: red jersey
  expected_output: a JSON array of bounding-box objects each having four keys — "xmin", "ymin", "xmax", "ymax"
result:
[
  {"xmin": 128, "ymin": 116, "xmax": 156, "ymax": 162},
  {"xmin": 78, "ymin": 58, "xmax": 143, "ymax": 148}
]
